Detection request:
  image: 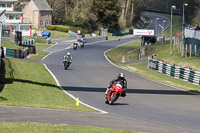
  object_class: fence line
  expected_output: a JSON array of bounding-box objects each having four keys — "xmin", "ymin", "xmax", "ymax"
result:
[
  {"xmin": 3, "ymin": 47, "xmax": 34, "ymax": 59},
  {"xmin": 148, "ymin": 58, "xmax": 200, "ymax": 86}
]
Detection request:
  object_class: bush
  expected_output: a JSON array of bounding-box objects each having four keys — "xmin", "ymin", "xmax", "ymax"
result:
[
  {"xmin": 62, "ymin": 20, "xmax": 83, "ymax": 28},
  {"xmin": 47, "ymin": 25, "xmax": 69, "ymax": 32},
  {"xmin": 55, "ymin": 25, "xmax": 69, "ymax": 32},
  {"xmin": 47, "ymin": 24, "xmax": 91, "ymax": 34},
  {"xmin": 47, "ymin": 25, "xmax": 56, "ymax": 30},
  {"xmin": 69, "ymin": 26, "xmax": 91, "ymax": 34}
]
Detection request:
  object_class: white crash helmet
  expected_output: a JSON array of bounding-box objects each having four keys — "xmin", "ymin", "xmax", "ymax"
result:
[{"xmin": 118, "ymin": 73, "xmax": 125, "ymax": 79}]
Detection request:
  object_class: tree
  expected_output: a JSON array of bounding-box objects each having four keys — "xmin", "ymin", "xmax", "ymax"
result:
[
  {"xmin": 92, "ymin": 0, "xmax": 120, "ymax": 31},
  {"xmin": 47, "ymin": 0, "xmax": 66, "ymax": 24},
  {"xmin": 64, "ymin": 0, "xmax": 97, "ymax": 31}
]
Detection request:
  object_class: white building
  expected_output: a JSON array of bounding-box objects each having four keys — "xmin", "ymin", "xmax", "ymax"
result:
[{"xmin": 0, "ymin": 0, "xmax": 34, "ymax": 36}]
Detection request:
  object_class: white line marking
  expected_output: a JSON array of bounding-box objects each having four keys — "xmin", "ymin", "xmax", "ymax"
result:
[{"xmin": 43, "ymin": 64, "xmax": 108, "ymax": 114}]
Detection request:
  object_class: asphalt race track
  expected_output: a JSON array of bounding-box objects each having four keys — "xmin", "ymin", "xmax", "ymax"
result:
[{"xmin": 1, "ymin": 13, "xmax": 200, "ymax": 133}]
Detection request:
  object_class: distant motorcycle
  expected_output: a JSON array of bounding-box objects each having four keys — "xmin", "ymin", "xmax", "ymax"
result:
[
  {"xmin": 105, "ymin": 81, "xmax": 124, "ymax": 105},
  {"xmin": 73, "ymin": 42, "xmax": 78, "ymax": 50},
  {"xmin": 80, "ymin": 41, "xmax": 85, "ymax": 49},
  {"xmin": 77, "ymin": 38, "xmax": 85, "ymax": 49},
  {"xmin": 63, "ymin": 58, "xmax": 71, "ymax": 70}
]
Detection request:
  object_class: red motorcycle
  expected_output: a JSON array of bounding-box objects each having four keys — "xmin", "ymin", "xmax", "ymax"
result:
[{"xmin": 105, "ymin": 81, "xmax": 123, "ymax": 105}]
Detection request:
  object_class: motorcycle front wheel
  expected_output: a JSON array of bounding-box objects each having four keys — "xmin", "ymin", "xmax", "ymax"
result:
[
  {"xmin": 73, "ymin": 43, "xmax": 77, "ymax": 50},
  {"xmin": 109, "ymin": 92, "xmax": 117, "ymax": 105},
  {"xmin": 81, "ymin": 42, "xmax": 84, "ymax": 49},
  {"xmin": 64, "ymin": 64, "xmax": 69, "ymax": 70}
]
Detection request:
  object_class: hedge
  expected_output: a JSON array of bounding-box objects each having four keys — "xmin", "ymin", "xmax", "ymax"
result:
[
  {"xmin": 47, "ymin": 25, "xmax": 69, "ymax": 32},
  {"xmin": 47, "ymin": 25, "xmax": 91, "ymax": 34}
]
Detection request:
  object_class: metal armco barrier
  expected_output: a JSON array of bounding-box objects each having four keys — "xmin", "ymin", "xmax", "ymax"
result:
[
  {"xmin": 6, "ymin": 48, "xmax": 15, "ymax": 57},
  {"xmin": 148, "ymin": 58, "xmax": 200, "ymax": 86},
  {"xmin": 3, "ymin": 47, "xmax": 29, "ymax": 59}
]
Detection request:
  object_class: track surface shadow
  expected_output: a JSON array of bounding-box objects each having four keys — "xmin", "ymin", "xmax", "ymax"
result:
[{"xmin": 62, "ymin": 86, "xmax": 195, "ymax": 95}]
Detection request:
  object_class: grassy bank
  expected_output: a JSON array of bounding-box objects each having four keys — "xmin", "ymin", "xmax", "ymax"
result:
[
  {"xmin": 34, "ymin": 28, "xmax": 70, "ymax": 38},
  {"xmin": 105, "ymin": 41, "xmax": 200, "ymax": 93},
  {"xmin": 27, "ymin": 44, "xmax": 50, "ymax": 60},
  {"xmin": 104, "ymin": 12, "xmax": 200, "ymax": 93},
  {"xmin": 0, "ymin": 32, "xmax": 96, "ymax": 112},
  {"xmin": 106, "ymin": 40, "xmax": 140, "ymax": 63},
  {"xmin": 0, "ymin": 58, "xmax": 95, "ymax": 112},
  {"xmin": 145, "ymin": 42, "xmax": 200, "ymax": 71},
  {"xmin": 120, "ymin": 62, "xmax": 200, "ymax": 93},
  {"xmin": 0, "ymin": 122, "xmax": 137, "ymax": 133}
]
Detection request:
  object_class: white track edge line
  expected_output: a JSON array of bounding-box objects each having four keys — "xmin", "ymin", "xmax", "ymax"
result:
[{"xmin": 43, "ymin": 64, "xmax": 108, "ymax": 114}]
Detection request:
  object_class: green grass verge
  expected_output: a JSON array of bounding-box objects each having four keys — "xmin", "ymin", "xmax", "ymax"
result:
[
  {"xmin": 106, "ymin": 40, "xmax": 140, "ymax": 64},
  {"xmin": 0, "ymin": 122, "xmax": 137, "ymax": 133},
  {"xmin": 120, "ymin": 62, "xmax": 200, "ymax": 93},
  {"xmin": 105, "ymin": 40, "xmax": 200, "ymax": 93},
  {"xmin": 145, "ymin": 41, "xmax": 200, "ymax": 71},
  {"xmin": 33, "ymin": 28, "xmax": 70, "ymax": 38},
  {"xmin": 1, "ymin": 43, "xmax": 23, "ymax": 49},
  {"xmin": 27, "ymin": 44, "xmax": 50, "ymax": 60},
  {"xmin": 0, "ymin": 58, "xmax": 95, "ymax": 112}
]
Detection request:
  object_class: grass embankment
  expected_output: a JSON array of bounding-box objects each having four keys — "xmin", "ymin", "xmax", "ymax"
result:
[
  {"xmin": 1, "ymin": 35, "xmax": 56, "ymax": 60},
  {"xmin": 0, "ymin": 29, "xmax": 95, "ymax": 111},
  {"xmin": 27, "ymin": 44, "xmax": 50, "ymax": 60},
  {"xmin": 34, "ymin": 28, "xmax": 70, "ymax": 38},
  {"xmin": 105, "ymin": 41, "xmax": 200, "ymax": 93},
  {"xmin": 106, "ymin": 12, "xmax": 198, "ymax": 92},
  {"xmin": 106, "ymin": 40, "xmax": 140, "ymax": 63},
  {"xmin": 145, "ymin": 42, "xmax": 200, "ymax": 71},
  {"xmin": 0, "ymin": 122, "xmax": 136, "ymax": 133},
  {"xmin": 0, "ymin": 58, "xmax": 95, "ymax": 112}
]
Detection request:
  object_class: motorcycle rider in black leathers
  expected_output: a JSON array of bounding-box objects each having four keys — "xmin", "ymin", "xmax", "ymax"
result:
[{"xmin": 105, "ymin": 73, "xmax": 127, "ymax": 97}]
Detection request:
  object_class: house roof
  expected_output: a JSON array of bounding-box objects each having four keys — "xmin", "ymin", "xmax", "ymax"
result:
[{"xmin": 33, "ymin": 0, "xmax": 52, "ymax": 11}]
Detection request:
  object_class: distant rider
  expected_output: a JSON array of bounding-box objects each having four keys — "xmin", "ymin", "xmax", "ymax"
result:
[
  {"xmin": 105, "ymin": 73, "xmax": 127, "ymax": 97},
  {"xmin": 118, "ymin": 36, "xmax": 121, "ymax": 41},
  {"xmin": 63, "ymin": 52, "xmax": 72, "ymax": 64}
]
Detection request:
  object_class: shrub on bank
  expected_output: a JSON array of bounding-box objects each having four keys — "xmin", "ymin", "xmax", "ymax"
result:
[
  {"xmin": 47, "ymin": 25, "xmax": 91, "ymax": 34},
  {"xmin": 47, "ymin": 25, "xmax": 69, "ymax": 32}
]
